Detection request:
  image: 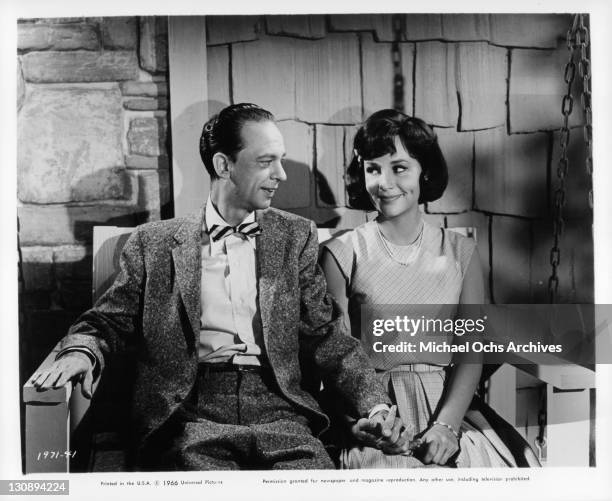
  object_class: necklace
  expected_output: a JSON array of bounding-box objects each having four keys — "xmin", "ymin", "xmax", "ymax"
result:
[{"xmin": 376, "ymin": 221, "xmax": 424, "ymax": 266}]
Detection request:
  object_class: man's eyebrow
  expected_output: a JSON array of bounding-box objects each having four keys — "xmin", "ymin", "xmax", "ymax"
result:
[{"xmin": 256, "ymin": 152, "xmax": 286, "ymax": 160}]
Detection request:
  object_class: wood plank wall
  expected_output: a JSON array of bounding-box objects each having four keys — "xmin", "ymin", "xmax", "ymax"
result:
[{"xmin": 204, "ymin": 13, "xmax": 593, "ymax": 304}]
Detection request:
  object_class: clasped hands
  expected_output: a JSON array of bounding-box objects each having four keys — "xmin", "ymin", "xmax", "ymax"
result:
[
  {"xmin": 351, "ymin": 406, "xmax": 459, "ymax": 464},
  {"xmin": 351, "ymin": 405, "xmax": 412, "ymax": 455}
]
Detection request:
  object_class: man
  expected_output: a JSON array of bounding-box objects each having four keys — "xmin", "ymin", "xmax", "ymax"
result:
[{"xmin": 32, "ymin": 103, "xmax": 407, "ymax": 470}]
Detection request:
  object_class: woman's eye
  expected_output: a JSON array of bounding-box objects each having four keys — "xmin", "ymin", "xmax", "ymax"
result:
[{"xmin": 365, "ymin": 166, "xmax": 380, "ymax": 174}]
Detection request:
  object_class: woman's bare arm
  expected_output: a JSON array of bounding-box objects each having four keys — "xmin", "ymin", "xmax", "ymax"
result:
[
  {"xmin": 420, "ymin": 247, "xmax": 486, "ymax": 464},
  {"xmin": 320, "ymin": 248, "xmax": 352, "ymax": 335}
]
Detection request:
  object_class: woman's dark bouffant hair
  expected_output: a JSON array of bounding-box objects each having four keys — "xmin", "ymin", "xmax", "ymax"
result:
[
  {"xmin": 346, "ymin": 109, "xmax": 448, "ymax": 210},
  {"xmin": 199, "ymin": 103, "xmax": 275, "ymax": 180}
]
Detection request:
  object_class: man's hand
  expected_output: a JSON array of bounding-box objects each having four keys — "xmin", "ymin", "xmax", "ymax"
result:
[
  {"xmin": 30, "ymin": 352, "xmax": 94, "ymax": 399},
  {"xmin": 417, "ymin": 422, "xmax": 459, "ymax": 465},
  {"xmin": 351, "ymin": 405, "xmax": 411, "ymax": 455}
]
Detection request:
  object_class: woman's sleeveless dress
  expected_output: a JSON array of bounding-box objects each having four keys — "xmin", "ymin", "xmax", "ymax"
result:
[{"xmin": 323, "ymin": 220, "xmax": 538, "ymax": 468}]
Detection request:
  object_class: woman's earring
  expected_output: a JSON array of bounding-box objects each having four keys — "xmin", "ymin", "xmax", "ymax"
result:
[{"xmin": 423, "ymin": 174, "xmax": 429, "ymax": 182}]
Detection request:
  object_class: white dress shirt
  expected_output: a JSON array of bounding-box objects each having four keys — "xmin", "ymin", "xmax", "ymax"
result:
[{"xmin": 198, "ymin": 198, "xmax": 264, "ymax": 366}]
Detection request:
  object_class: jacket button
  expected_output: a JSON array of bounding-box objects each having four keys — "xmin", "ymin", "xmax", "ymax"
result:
[{"xmin": 174, "ymin": 394, "xmax": 182, "ymax": 403}]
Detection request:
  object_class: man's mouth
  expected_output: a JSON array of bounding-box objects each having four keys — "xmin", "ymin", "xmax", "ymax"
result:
[{"xmin": 262, "ymin": 187, "xmax": 277, "ymax": 195}]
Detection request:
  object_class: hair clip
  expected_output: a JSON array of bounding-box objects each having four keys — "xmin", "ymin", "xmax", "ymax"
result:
[{"xmin": 353, "ymin": 149, "xmax": 363, "ymax": 163}]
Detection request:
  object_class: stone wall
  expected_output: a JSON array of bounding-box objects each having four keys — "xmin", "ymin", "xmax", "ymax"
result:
[
  {"xmin": 17, "ymin": 17, "xmax": 170, "ymax": 380},
  {"xmin": 205, "ymin": 13, "xmax": 593, "ymax": 305}
]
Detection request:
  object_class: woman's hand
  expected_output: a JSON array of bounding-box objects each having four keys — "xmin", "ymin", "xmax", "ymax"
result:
[{"xmin": 418, "ymin": 422, "xmax": 459, "ymax": 465}]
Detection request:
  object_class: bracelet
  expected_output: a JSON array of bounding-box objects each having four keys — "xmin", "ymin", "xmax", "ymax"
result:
[{"xmin": 432, "ymin": 420, "xmax": 461, "ymax": 440}]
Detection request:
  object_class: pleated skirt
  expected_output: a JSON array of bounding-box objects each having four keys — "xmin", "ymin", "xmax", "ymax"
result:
[{"xmin": 341, "ymin": 365, "xmax": 537, "ymax": 469}]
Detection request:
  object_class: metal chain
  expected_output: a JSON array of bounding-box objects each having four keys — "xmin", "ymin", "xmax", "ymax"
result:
[
  {"xmin": 549, "ymin": 15, "xmax": 579, "ymax": 303},
  {"xmin": 392, "ymin": 14, "xmax": 405, "ymax": 113},
  {"xmin": 534, "ymin": 387, "xmax": 547, "ymax": 464},
  {"xmin": 548, "ymin": 15, "xmax": 594, "ymax": 301},
  {"xmin": 576, "ymin": 15, "xmax": 593, "ymax": 209}
]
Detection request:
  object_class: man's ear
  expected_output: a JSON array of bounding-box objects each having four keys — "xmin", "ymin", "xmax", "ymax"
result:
[{"xmin": 212, "ymin": 152, "xmax": 231, "ymax": 179}]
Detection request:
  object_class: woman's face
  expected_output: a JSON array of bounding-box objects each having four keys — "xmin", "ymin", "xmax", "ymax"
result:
[{"xmin": 363, "ymin": 136, "xmax": 422, "ymax": 219}]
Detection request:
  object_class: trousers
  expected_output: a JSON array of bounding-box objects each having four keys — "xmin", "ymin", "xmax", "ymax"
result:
[{"xmin": 139, "ymin": 365, "xmax": 334, "ymax": 470}]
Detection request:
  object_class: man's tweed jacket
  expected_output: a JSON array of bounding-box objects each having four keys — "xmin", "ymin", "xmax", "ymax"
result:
[{"xmin": 60, "ymin": 206, "xmax": 388, "ymax": 453}]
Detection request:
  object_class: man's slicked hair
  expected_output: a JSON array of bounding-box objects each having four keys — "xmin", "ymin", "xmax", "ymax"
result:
[{"xmin": 199, "ymin": 103, "xmax": 275, "ymax": 179}]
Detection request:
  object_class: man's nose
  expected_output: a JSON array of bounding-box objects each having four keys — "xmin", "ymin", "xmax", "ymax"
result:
[{"xmin": 271, "ymin": 161, "xmax": 287, "ymax": 182}]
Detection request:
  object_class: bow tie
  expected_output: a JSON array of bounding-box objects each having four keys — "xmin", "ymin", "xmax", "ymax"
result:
[{"xmin": 208, "ymin": 222, "xmax": 262, "ymax": 242}]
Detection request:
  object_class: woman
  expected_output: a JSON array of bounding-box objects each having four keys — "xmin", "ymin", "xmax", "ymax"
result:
[{"xmin": 321, "ymin": 109, "xmax": 539, "ymax": 468}]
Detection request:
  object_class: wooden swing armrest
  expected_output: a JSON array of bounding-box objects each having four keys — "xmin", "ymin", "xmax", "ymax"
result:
[{"xmin": 23, "ymin": 343, "xmax": 99, "ymax": 473}]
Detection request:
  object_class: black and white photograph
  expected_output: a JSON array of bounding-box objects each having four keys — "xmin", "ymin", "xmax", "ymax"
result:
[{"xmin": 1, "ymin": 1, "xmax": 611, "ymax": 500}]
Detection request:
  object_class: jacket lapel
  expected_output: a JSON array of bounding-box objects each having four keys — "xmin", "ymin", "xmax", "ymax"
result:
[
  {"xmin": 171, "ymin": 207, "xmax": 205, "ymax": 342},
  {"xmin": 256, "ymin": 210, "xmax": 284, "ymax": 345}
]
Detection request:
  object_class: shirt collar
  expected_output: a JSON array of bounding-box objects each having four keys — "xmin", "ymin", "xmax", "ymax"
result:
[
  {"xmin": 204, "ymin": 197, "xmax": 257, "ymax": 252},
  {"xmin": 204, "ymin": 197, "xmax": 255, "ymax": 231}
]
